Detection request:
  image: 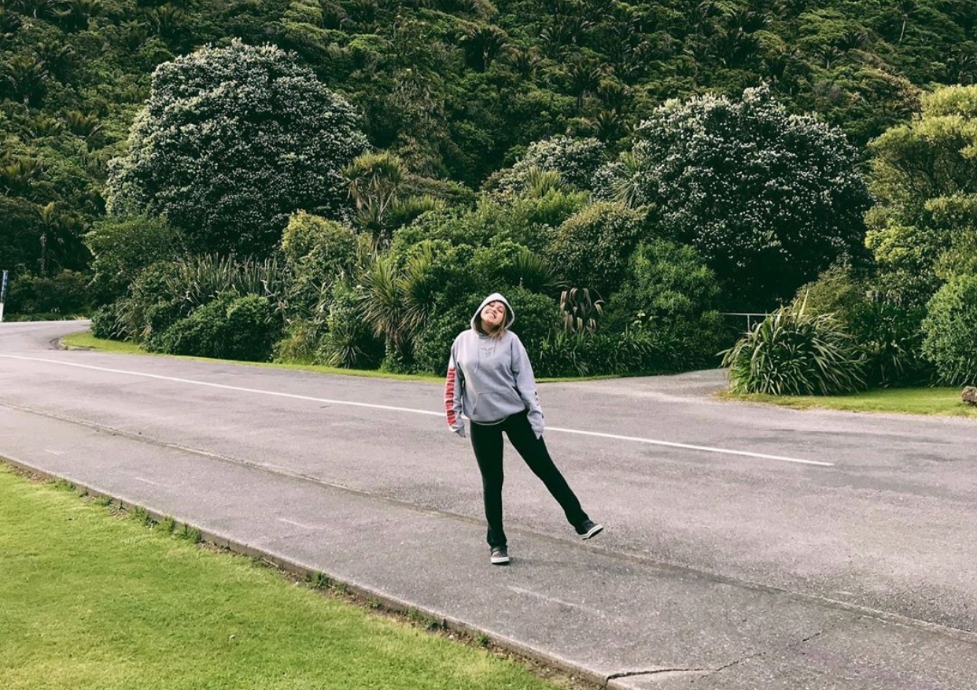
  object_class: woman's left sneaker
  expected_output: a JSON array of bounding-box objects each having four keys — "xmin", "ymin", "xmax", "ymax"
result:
[{"xmin": 577, "ymin": 520, "xmax": 604, "ymax": 540}]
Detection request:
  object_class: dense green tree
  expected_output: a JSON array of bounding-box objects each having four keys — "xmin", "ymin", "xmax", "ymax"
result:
[
  {"xmin": 865, "ymin": 85, "xmax": 977, "ymax": 306},
  {"xmin": 106, "ymin": 41, "xmax": 368, "ymax": 257},
  {"xmin": 609, "ymin": 85, "xmax": 871, "ymax": 309}
]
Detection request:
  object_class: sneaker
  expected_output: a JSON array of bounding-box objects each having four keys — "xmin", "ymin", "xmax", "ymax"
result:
[
  {"xmin": 577, "ymin": 519, "xmax": 603, "ymax": 540},
  {"xmin": 490, "ymin": 546, "xmax": 511, "ymax": 565}
]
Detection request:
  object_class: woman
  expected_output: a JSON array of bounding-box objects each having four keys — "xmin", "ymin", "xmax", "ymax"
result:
[{"xmin": 445, "ymin": 292, "xmax": 603, "ymax": 565}]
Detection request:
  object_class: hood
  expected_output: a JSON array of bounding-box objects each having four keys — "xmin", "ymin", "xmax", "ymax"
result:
[{"xmin": 470, "ymin": 292, "xmax": 515, "ymax": 332}]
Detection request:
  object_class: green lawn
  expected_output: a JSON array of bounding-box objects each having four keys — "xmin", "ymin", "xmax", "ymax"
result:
[
  {"xmin": 0, "ymin": 466, "xmax": 565, "ymax": 690},
  {"xmin": 61, "ymin": 331, "xmax": 145, "ymax": 355},
  {"xmin": 722, "ymin": 387, "xmax": 977, "ymax": 417}
]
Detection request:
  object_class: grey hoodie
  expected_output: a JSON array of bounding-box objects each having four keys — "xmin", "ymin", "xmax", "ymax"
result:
[{"xmin": 444, "ymin": 293, "xmax": 544, "ymax": 439}]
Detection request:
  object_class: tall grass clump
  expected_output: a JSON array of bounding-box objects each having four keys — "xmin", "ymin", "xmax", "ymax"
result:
[{"xmin": 722, "ymin": 298, "xmax": 865, "ymax": 395}]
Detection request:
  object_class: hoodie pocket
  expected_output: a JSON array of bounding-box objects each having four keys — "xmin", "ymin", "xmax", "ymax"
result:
[{"xmin": 472, "ymin": 390, "xmax": 524, "ymax": 420}]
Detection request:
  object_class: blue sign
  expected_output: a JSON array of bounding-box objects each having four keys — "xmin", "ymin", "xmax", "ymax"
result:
[{"xmin": 1, "ymin": 270, "xmax": 7, "ymax": 303}]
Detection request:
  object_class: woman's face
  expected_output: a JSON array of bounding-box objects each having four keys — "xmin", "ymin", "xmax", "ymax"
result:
[{"xmin": 480, "ymin": 301, "xmax": 507, "ymax": 330}]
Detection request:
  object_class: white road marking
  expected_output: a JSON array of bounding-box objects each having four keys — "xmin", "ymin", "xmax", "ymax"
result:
[
  {"xmin": 0, "ymin": 354, "xmax": 833, "ymax": 467},
  {"xmin": 507, "ymin": 585, "xmax": 605, "ymax": 616},
  {"xmin": 277, "ymin": 517, "xmax": 317, "ymax": 530},
  {"xmin": 0, "ymin": 355, "xmax": 442, "ymax": 417},
  {"xmin": 547, "ymin": 426, "xmax": 833, "ymax": 467},
  {"xmin": 133, "ymin": 477, "xmax": 162, "ymax": 486},
  {"xmin": 43, "ymin": 448, "xmax": 64, "ymax": 456}
]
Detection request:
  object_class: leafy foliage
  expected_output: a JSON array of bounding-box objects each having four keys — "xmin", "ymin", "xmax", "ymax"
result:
[
  {"xmin": 105, "ymin": 41, "xmax": 368, "ymax": 257},
  {"xmin": 922, "ymin": 275, "xmax": 977, "ymax": 386},
  {"xmin": 150, "ymin": 292, "xmax": 281, "ymax": 362},
  {"xmin": 485, "ymin": 136, "xmax": 608, "ymax": 197},
  {"xmin": 610, "ymin": 85, "xmax": 871, "ymax": 308},
  {"xmin": 723, "ymin": 299, "xmax": 866, "ymax": 396},
  {"xmin": 546, "ymin": 201, "xmax": 647, "ymax": 297},
  {"xmin": 85, "ymin": 214, "xmax": 182, "ymax": 305},
  {"xmin": 865, "ymin": 85, "xmax": 977, "ymax": 306}
]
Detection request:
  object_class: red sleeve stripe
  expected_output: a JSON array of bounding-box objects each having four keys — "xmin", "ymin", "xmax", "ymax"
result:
[{"xmin": 444, "ymin": 367, "xmax": 458, "ymax": 426}]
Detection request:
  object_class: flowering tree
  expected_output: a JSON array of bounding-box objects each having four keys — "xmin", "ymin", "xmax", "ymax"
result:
[
  {"xmin": 486, "ymin": 136, "xmax": 609, "ymax": 196},
  {"xmin": 107, "ymin": 40, "xmax": 368, "ymax": 257},
  {"xmin": 612, "ymin": 85, "xmax": 871, "ymax": 309}
]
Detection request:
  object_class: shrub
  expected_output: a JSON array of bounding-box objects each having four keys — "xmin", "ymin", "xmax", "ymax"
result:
[
  {"xmin": 723, "ymin": 300, "xmax": 866, "ymax": 395},
  {"xmin": 412, "ymin": 288, "xmax": 561, "ymax": 376},
  {"xmin": 274, "ymin": 318, "xmax": 325, "ymax": 364},
  {"xmin": 91, "ymin": 303, "xmax": 125, "ymax": 340},
  {"xmin": 535, "ymin": 325, "xmax": 695, "ymax": 378},
  {"xmin": 546, "ymin": 202, "xmax": 647, "ymax": 297},
  {"xmin": 797, "ymin": 266, "xmax": 934, "ymax": 388},
  {"xmin": 150, "ymin": 293, "xmax": 281, "ymax": 362},
  {"xmin": 7, "ymin": 270, "xmax": 89, "ymax": 315},
  {"xmin": 316, "ymin": 282, "xmax": 383, "ymax": 369},
  {"xmin": 223, "ymin": 294, "xmax": 282, "ymax": 361},
  {"xmin": 604, "ymin": 240, "xmax": 726, "ymax": 369},
  {"xmin": 282, "ymin": 212, "xmax": 362, "ymax": 317},
  {"xmin": 85, "ymin": 215, "xmax": 182, "ymax": 305},
  {"xmin": 164, "ymin": 254, "xmax": 285, "ymax": 313},
  {"xmin": 503, "ymin": 287, "xmax": 562, "ymax": 361},
  {"xmin": 485, "ymin": 136, "xmax": 609, "ymax": 196},
  {"xmin": 848, "ymin": 299, "xmax": 933, "ymax": 388},
  {"xmin": 922, "ymin": 275, "xmax": 977, "ymax": 385},
  {"xmin": 151, "ymin": 298, "xmax": 226, "ymax": 358},
  {"xmin": 470, "ymin": 240, "xmax": 557, "ymax": 294},
  {"xmin": 412, "ymin": 296, "xmax": 484, "ymax": 376}
]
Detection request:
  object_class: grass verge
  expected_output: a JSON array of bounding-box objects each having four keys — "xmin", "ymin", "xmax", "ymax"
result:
[
  {"xmin": 60, "ymin": 331, "xmax": 144, "ymax": 355},
  {"xmin": 60, "ymin": 330, "xmax": 613, "ymax": 383},
  {"xmin": 0, "ymin": 464, "xmax": 578, "ymax": 690},
  {"xmin": 720, "ymin": 387, "xmax": 977, "ymax": 417}
]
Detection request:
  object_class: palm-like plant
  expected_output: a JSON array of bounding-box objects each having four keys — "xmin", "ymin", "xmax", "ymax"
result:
[
  {"xmin": 722, "ymin": 297, "xmax": 866, "ymax": 396},
  {"xmin": 58, "ymin": 0, "xmax": 101, "ymax": 32},
  {"xmin": 560, "ymin": 287, "xmax": 603, "ymax": 334},
  {"xmin": 610, "ymin": 151, "xmax": 644, "ymax": 209},
  {"xmin": 0, "ymin": 156, "xmax": 44, "ymax": 194},
  {"xmin": 4, "ymin": 54, "xmax": 48, "ymax": 105},
  {"xmin": 8, "ymin": 0, "xmax": 62, "ymax": 21},
  {"xmin": 461, "ymin": 25, "xmax": 508, "ymax": 72},
  {"xmin": 524, "ymin": 167, "xmax": 565, "ymax": 197},
  {"xmin": 593, "ymin": 110, "xmax": 628, "ymax": 144},
  {"xmin": 359, "ymin": 245, "xmax": 442, "ymax": 355},
  {"xmin": 65, "ymin": 110, "xmax": 101, "ymax": 139},
  {"xmin": 359, "ymin": 253, "xmax": 406, "ymax": 348},
  {"xmin": 508, "ymin": 248, "xmax": 557, "ymax": 293},
  {"xmin": 567, "ymin": 58, "xmax": 604, "ymax": 109},
  {"xmin": 506, "ymin": 47, "xmax": 541, "ymax": 78},
  {"xmin": 0, "ymin": 8, "xmax": 23, "ymax": 42},
  {"xmin": 166, "ymin": 255, "xmax": 284, "ymax": 312},
  {"xmin": 344, "ymin": 151, "xmax": 407, "ymax": 246},
  {"xmin": 27, "ymin": 114, "xmax": 64, "ymax": 138}
]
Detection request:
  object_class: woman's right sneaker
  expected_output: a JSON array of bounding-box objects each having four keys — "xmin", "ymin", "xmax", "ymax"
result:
[
  {"xmin": 490, "ymin": 546, "xmax": 511, "ymax": 565},
  {"xmin": 577, "ymin": 519, "xmax": 604, "ymax": 540}
]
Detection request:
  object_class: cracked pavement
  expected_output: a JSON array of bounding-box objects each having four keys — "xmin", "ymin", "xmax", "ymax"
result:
[{"xmin": 2, "ymin": 321, "xmax": 976, "ymax": 688}]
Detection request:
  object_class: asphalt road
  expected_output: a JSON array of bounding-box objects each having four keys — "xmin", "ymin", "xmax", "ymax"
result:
[{"xmin": 2, "ymin": 320, "xmax": 976, "ymax": 689}]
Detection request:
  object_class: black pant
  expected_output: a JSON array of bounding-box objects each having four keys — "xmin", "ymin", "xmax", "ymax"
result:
[{"xmin": 470, "ymin": 411, "xmax": 589, "ymax": 548}]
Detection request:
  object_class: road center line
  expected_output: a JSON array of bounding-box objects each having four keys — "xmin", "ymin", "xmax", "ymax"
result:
[{"xmin": 0, "ymin": 354, "xmax": 833, "ymax": 467}]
